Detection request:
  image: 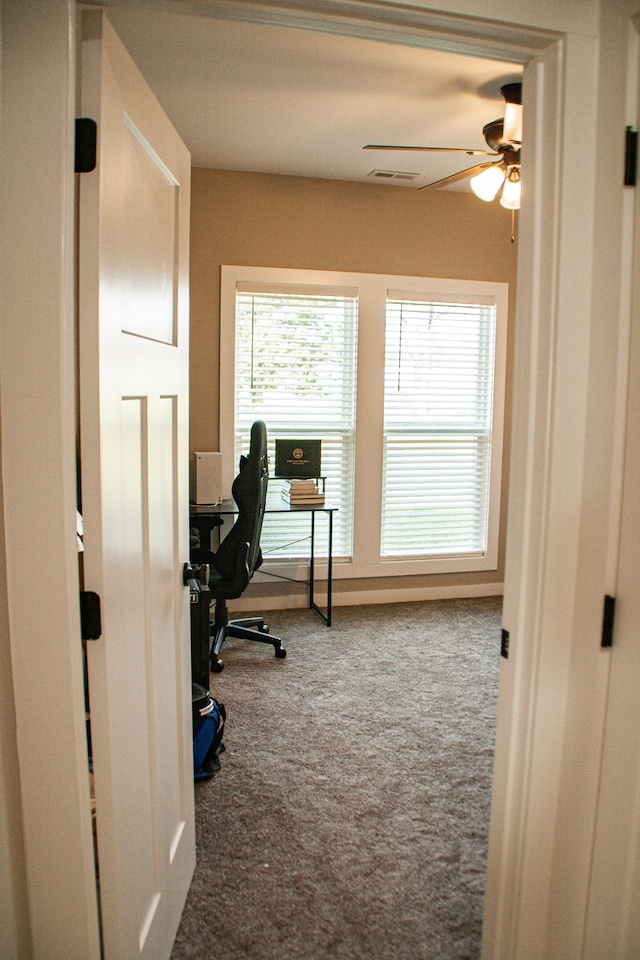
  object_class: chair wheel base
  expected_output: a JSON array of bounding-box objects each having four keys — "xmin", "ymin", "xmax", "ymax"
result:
[
  {"xmin": 210, "ymin": 657, "xmax": 224, "ymax": 673},
  {"xmin": 275, "ymin": 646, "xmax": 287, "ymax": 659}
]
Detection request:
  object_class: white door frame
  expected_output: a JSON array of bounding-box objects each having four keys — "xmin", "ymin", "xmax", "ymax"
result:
[
  {"xmin": 582, "ymin": 14, "xmax": 640, "ymax": 957},
  {"xmin": 1, "ymin": 1, "xmax": 631, "ymax": 959},
  {"xmin": 0, "ymin": 1, "xmax": 102, "ymax": 957}
]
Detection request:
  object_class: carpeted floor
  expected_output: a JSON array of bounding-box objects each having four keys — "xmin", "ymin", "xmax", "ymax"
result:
[{"xmin": 172, "ymin": 597, "xmax": 502, "ymax": 960}]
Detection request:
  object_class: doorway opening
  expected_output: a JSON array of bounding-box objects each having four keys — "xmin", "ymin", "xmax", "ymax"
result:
[{"xmin": 101, "ymin": 5, "xmax": 550, "ymax": 958}]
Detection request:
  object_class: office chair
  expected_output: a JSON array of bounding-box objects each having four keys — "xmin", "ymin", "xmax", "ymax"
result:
[{"xmin": 191, "ymin": 420, "xmax": 286, "ymax": 673}]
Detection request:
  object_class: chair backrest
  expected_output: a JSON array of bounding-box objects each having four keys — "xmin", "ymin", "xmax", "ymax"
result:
[{"xmin": 213, "ymin": 420, "xmax": 268, "ymax": 583}]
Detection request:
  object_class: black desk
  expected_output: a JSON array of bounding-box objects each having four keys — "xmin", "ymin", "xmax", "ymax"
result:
[{"xmin": 190, "ymin": 497, "xmax": 337, "ymax": 626}]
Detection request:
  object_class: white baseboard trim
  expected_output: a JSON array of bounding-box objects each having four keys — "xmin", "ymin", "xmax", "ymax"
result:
[{"xmin": 230, "ymin": 582, "xmax": 504, "ymax": 613}]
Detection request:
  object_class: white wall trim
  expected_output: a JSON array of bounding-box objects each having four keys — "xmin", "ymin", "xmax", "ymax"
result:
[
  {"xmin": 99, "ymin": 0, "xmax": 558, "ymax": 62},
  {"xmin": 0, "ymin": 2, "xmax": 101, "ymax": 956},
  {"xmin": 229, "ymin": 580, "xmax": 504, "ymax": 612},
  {"xmin": 481, "ymin": 19, "xmax": 633, "ymax": 958}
]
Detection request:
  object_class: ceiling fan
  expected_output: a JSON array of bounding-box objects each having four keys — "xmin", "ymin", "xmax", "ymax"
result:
[{"xmin": 364, "ymin": 82, "xmax": 523, "ymax": 210}]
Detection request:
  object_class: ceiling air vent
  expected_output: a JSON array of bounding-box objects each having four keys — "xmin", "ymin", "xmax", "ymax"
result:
[{"xmin": 368, "ymin": 169, "xmax": 420, "ymax": 182}]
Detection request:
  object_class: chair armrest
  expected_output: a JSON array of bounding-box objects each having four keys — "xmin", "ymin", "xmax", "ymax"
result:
[
  {"xmin": 190, "ymin": 514, "xmax": 224, "ymax": 552},
  {"xmin": 233, "ymin": 542, "xmax": 251, "ymax": 593}
]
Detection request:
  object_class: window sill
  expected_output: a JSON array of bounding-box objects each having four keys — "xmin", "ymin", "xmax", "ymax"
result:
[{"xmin": 258, "ymin": 550, "xmax": 498, "ymax": 582}]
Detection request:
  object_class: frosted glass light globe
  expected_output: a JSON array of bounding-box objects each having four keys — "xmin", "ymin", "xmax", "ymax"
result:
[
  {"xmin": 500, "ymin": 173, "xmax": 522, "ymax": 210},
  {"xmin": 470, "ymin": 165, "xmax": 506, "ymax": 202}
]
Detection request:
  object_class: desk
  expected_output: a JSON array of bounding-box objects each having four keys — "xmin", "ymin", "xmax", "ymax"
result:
[{"xmin": 190, "ymin": 497, "xmax": 337, "ymax": 626}]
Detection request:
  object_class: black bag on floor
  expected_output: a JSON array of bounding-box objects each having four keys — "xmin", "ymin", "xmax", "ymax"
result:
[{"xmin": 192, "ymin": 683, "xmax": 226, "ymax": 780}]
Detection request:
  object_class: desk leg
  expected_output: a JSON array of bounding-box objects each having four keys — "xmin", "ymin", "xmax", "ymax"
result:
[
  {"xmin": 326, "ymin": 509, "xmax": 332, "ymax": 627},
  {"xmin": 309, "ymin": 510, "xmax": 315, "ymax": 610},
  {"xmin": 309, "ymin": 509, "xmax": 332, "ymax": 627}
]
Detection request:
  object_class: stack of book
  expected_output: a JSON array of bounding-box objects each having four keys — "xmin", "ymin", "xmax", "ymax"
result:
[{"xmin": 281, "ymin": 478, "xmax": 325, "ymax": 506}]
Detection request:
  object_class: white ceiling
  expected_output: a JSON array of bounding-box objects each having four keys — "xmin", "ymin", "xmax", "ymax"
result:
[{"xmin": 106, "ymin": 7, "xmax": 523, "ymax": 191}]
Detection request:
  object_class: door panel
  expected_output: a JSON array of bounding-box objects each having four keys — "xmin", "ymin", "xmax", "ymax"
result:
[
  {"xmin": 582, "ymin": 29, "xmax": 640, "ymax": 960},
  {"xmin": 117, "ymin": 117, "xmax": 179, "ymax": 344},
  {"xmin": 79, "ymin": 11, "xmax": 194, "ymax": 959},
  {"xmin": 583, "ymin": 201, "xmax": 640, "ymax": 955}
]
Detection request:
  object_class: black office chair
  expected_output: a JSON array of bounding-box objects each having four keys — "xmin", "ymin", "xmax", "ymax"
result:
[{"xmin": 191, "ymin": 420, "xmax": 286, "ymax": 673}]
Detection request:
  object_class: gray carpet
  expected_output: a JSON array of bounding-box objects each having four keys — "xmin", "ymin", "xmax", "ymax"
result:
[{"xmin": 172, "ymin": 597, "xmax": 501, "ymax": 960}]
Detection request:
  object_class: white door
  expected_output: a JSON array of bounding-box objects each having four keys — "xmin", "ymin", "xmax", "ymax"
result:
[
  {"xmin": 582, "ymin": 123, "xmax": 640, "ymax": 960},
  {"xmin": 79, "ymin": 11, "xmax": 194, "ymax": 959},
  {"xmin": 581, "ymin": 28, "xmax": 640, "ymax": 955},
  {"xmin": 582, "ymin": 330, "xmax": 640, "ymax": 952}
]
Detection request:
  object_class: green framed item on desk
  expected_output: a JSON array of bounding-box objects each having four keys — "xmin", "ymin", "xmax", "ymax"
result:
[
  {"xmin": 274, "ymin": 438, "xmax": 321, "ymax": 479},
  {"xmin": 190, "ymin": 495, "xmax": 336, "ymax": 626}
]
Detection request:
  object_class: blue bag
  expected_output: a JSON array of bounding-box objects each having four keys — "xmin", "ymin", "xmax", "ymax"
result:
[{"xmin": 192, "ymin": 685, "xmax": 226, "ymax": 780}]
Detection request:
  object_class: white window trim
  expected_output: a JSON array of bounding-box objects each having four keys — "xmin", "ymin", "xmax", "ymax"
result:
[{"xmin": 220, "ymin": 265, "xmax": 508, "ymax": 579}]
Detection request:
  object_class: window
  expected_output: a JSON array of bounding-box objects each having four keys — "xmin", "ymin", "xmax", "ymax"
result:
[
  {"xmin": 234, "ymin": 284, "xmax": 357, "ymax": 559},
  {"xmin": 382, "ymin": 295, "xmax": 497, "ymax": 558},
  {"xmin": 220, "ymin": 267, "xmax": 508, "ymax": 580}
]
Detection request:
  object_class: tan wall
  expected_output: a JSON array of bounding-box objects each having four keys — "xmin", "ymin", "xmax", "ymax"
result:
[{"xmin": 190, "ymin": 167, "xmax": 518, "ymax": 603}]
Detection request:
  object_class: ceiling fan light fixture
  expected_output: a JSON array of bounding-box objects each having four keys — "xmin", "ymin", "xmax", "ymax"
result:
[
  {"xmin": 470, "ymin": 164, "xmax": 505, "ymax": 201},
  {"xmin": 503, "ymin": 101, "xmax": 523, "ymax": 145},
  {"xmin": 500, "ymin": 167, "xmax": 521, "ymax": 209},
  {"xmin": 501, "ymin": 82, "xmax": 523, "ymax": 145}
]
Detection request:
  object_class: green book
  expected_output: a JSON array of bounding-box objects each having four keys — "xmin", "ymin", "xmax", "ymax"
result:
[{"xmin": 274, "ymin": 439, "xmax": 321, "ymax": 479}]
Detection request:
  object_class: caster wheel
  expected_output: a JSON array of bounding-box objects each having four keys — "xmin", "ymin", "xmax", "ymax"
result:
[
  {"xmin": 210, "ymin": 657, "xmax": 224, "ymax": 673},
  {"xmin": 259, "ymin": 623, "xmax": 270, "ymax": 633},
  {"xmin": 275, "ymin": 646, "xmax": 287, "ymax": 659}
]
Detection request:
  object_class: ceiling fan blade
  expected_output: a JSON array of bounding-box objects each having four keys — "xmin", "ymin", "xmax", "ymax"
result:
[
  {"xmin": 418, "ymin": 160, "xmax": 503, "ymax": 191},
  {"xmin": 364, "ymin": 144, "xmax": 498, "ymax": 156}
]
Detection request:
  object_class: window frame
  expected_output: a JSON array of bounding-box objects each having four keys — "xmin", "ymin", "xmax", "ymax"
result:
[{"xmin": 220, "ymin": 265, "xmax": 508, "ymax": 579}]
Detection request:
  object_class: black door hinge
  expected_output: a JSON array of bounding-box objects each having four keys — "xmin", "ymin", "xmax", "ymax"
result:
[
  {"xmin": 601, "ymin": 594, "xmax": 616, "ymax": 648},
  {"xmin": 625, "ymin": 127, "xmax": 637, "ymax": 187},
  {"xmin": 80, "ymin": 590, "xmax": 102, "ymax": 640},
  {"xmin": 500, "ymin": 628, "xmax": 510, "ymax": 659},
  {"xmin": 75, "ymin": 118, "xmax": 97, "ymax": 173}
]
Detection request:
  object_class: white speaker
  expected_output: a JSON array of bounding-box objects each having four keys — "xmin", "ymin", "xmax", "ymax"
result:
[{"xmin": 191, "ymin": 452, "xmax": 222, "ymax": 504}]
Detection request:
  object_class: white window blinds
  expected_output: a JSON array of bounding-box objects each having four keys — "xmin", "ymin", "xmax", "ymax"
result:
[
  {"xmin": 382, "ymin": 297, "xmax": 497, "ymax": 557},
  {"xmin": 222, "ymin": 266, "xmax": 507, "ymax": 578},
  {"xmin": 235, "ymin": 287, "xmax": 358, "ymax": 559}
]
